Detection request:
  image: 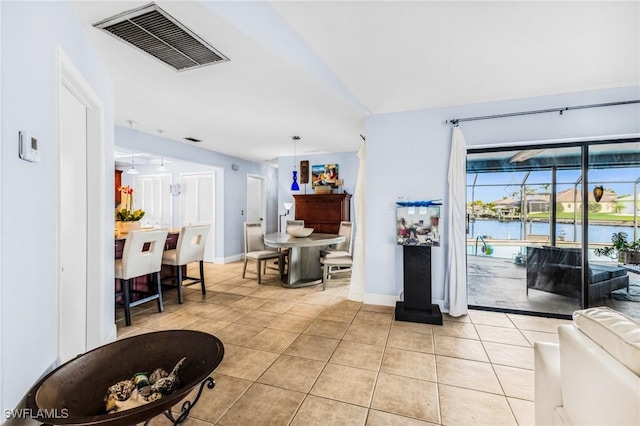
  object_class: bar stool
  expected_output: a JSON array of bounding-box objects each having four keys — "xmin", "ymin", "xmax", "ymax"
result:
[
  {"xmin": 161, "ymin": 225, "xmax": 210, "ymax": 304},
  {"xmin": 115, "ymin": 229, "xmax": 169, "ymax": 326}
]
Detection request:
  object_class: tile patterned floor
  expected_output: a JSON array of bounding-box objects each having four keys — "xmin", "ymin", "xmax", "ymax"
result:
[{"xmin": 116, "ymin": 261, "xmax": 572, "ymax": 426}]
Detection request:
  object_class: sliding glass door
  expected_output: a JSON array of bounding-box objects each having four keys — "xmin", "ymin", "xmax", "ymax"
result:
[
  {"xmin": 587, "ymin": 143, "xmax": 640, "ymax": 318},
  {"xmin": 467, "ymin": 139, "xmax": 640, "ymax": 319}
]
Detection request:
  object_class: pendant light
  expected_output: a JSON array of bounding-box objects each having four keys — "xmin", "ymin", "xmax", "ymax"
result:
[
  {"xmin": 126, "ymin": 120, "xmax": 139, "ymax": 175},
  {"xmin": 593, "ymin": 185, "xmax": 604, "ymax": 202},
  {"xmin": 291, "ymin": 136, "xmax": 300, "ymax": 191},
  {"xmin": 157, "ymin": 129, "xmax": 167, "ymax": 171}
]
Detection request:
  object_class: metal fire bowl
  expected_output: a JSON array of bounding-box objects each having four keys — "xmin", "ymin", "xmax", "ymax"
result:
[{"xmin": 26, "ymin": 330, "xmax": 224, "ymax": 426}]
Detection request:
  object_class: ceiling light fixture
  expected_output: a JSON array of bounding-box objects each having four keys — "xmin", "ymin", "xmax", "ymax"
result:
[
  {"xmin": 291, "ymin": 136, "xmax": 300, "ymax": 191},
  {"xmin": 157, "ymin": 129, "xmax": 167, "ymax": 171},
  {"xmin": 509, "ymin": 149, "xmax": 545, "ymax": 163},
  {"xmin": 126, "ymin": 120, "xmax": 139, "ymax": 175}
]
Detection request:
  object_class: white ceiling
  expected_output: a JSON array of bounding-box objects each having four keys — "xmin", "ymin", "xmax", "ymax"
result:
[{"xmin": 73, "ymin": 1, "xmax": 639, "ymax": 163}]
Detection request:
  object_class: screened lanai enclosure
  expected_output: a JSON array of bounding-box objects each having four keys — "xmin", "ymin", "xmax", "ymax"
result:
[{"xmin": 466, "ymin": 138, "xmax": 640, "ymax": 320}]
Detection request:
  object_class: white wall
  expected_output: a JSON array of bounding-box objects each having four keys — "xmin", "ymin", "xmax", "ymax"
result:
[
  {"xmin": 365, "ymin": 86, "xmax": 640, "ymax": 306},
  {"xmin": 1, "ymin": 2, "xmax": 115, "ymax": 411},
  {"xmin": 277, "ymin": 151, "xmax": 360, "ymax": 224},
  {"xmin": 0, "ymin": 0, "xmax": 4, "ymax": 411},
  {"xmin": 115, "ymin": 126, "xmax": 278, "ymax": 261}
]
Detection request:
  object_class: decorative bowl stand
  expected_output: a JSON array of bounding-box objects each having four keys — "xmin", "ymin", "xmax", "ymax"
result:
[
  {"xmin": 153, "ymin": 376, "xmax": 215, "ymax": 425},
  {"xmin": 26, "ymin": 330, "xmax": 224, "ymax": 426}
]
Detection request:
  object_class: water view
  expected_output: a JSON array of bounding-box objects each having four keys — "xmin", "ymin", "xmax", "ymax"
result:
[{"xmin": 469, "ymin": 219, "xmax": 636, "ymax": 243}]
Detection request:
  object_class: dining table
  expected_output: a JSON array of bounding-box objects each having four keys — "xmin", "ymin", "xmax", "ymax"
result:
[{"xmin": 264, "ymin": 232, "xmax": 345, "ymax": 288}]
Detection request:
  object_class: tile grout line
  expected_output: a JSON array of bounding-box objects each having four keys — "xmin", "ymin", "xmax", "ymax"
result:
[{"xmin": 120, "ymin": 265, "xmax": 542, "ymax": 425}]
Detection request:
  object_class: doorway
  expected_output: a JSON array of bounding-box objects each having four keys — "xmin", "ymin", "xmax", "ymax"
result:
[
  {"xmin": 246, "ymin": 174, "xmax": 266, "ymax": 231},
  {"xmin": 58, "ymin": 84, "xmax": 87, "ymax": 362},
  {"xmin": 466, "ymin": 139, "xmax": 640, "ymax": 319},
  {"xmin": 57, "ymin": 47, "xmax": 109, "ymax": 362},
  {"xmin": 181, "ymin": 172, "xmax": 215, "ymax": 262},
  {"xmin": 134, "ymin": 174, "xmax": 173, "ymax": 228}
]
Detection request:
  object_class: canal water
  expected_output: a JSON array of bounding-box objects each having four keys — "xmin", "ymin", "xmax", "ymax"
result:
[{"xmin": 469, "ymin": 219, "xmax": 637, "ymax": 243}]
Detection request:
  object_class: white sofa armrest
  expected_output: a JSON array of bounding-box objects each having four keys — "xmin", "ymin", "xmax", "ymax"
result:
[
  {"xmin": 535, "ymin": 341, "xmax": 562, "ymax": 426},
  {"xmin": 559, "ymin": 324, "xmax": 640, "ymax": 426}
]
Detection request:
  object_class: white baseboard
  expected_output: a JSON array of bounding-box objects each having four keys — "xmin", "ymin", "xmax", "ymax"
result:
[
  {"xmin": 215, "ymin": 254, "xmax": 244, "ymax": 264},
  {"xmin": 363, "ymin": 293, "xmax": 399, "ymax": 307},
  {"xmin": 105, "ymin": 324, "xmax": 117, "ymax": 344}
]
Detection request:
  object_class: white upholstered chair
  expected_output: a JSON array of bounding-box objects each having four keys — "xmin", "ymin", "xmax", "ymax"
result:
[
  {"xmin": 320, "ymin": 221, "xmax": 354, "ymax": 259},
  {"xmin": 115, "ymin": 229, "xmax": 168, "ymax": 326},
  {"xmin": 320, "ymin": 221, "xmax": 354, "ymax": 289},
  {"xmin": 161, "ymin": 225, "xmax": 210, "ymax": 304},
  {"xmin": 243, "ymin": 222, "xmax": 285, "ymax": 284},
  {"xmin": 321, "ymin": 256, "xmax": 353, "ymax": 290}
]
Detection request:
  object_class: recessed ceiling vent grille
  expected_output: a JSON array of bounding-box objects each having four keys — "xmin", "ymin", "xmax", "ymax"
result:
[{"xmin": 94, "ymin": 3, "xmax": 228, "ymax": 71}]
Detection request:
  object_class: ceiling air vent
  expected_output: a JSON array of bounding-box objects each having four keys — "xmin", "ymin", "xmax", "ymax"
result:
[
  {"xmin": 94, "ymin": 3, "xmax": 228, "ymax": 71},
  {"xmin": 184, "ymin": 137, "xmax": 202, "ymax": 143}
]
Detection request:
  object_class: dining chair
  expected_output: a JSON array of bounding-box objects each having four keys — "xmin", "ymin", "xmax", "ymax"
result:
[
  {"xmin": 243, "ymin": 222, "xmax": 285, "ymax": 284},
  {"xmin": 321, "ymin": 256, "xmax": 353, "ymax": 290},
  {"xmin": 115, "ymin": 229, "xmax": 169, "ymax": 326},
  {"xmin": 320, "ymin": 221, "xmax": 354, "ymax": 259},
  {"xmin": 161, "ymin": 225, "xmax": 210, "ymax": 304}
]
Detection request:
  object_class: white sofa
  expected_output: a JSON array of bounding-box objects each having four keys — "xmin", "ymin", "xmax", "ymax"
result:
[{"xmin": 534, "ymin": 307, "xmax": 640, "ymax": 425}]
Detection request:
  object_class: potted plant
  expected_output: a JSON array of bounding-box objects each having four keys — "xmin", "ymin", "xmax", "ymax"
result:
[
  {"xmin": 594, "ymin": 232, "xmax": 640, "ymax": 264},
  {"xmin": 115, "ymin": 185, "xmax": 145, "ymax": 234}
]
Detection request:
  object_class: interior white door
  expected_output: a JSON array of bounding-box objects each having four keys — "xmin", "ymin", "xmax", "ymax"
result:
[
  {"xmin": 181, "ymin": 172, "xmax": 215, "ymax": 262},
  {"xmin": 59, "ymin": 84, "xmax": 87, "ymax": 362},
  {"xmin": 246, "ymin": 175, "xmax": 265, "ymax": 230},
  {"xmin": 134, "ymin": 174, "xmax": 172, "ymax": 228}
]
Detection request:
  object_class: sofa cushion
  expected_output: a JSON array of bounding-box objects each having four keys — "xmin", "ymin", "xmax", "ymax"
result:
[
  {"xmin": 587, "ymin": 268, "xmax": 610, "ymax": 283},
  {"xmin": 572, "ymin": 307, "xmax": 640, "ymax": 376},
  {"xmin": 592, "ymin": 264, "xmax": 628, "ymax": 278}
]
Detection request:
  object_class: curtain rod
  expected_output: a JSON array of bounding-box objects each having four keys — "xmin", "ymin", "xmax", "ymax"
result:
[{"xmin": 446, "ymin": 100, "xmax": 640, "ymax": 125}]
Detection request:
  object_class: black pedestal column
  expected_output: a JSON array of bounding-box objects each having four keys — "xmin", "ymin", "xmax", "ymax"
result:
[{"xmin": 395, "ymin": 246, "xmax": 443, "ymax": 325}]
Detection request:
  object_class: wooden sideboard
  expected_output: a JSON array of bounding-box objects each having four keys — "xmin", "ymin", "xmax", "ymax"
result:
[{"xmin": 294, "ymin": 193, "xmax": 351, "ymax": 234}]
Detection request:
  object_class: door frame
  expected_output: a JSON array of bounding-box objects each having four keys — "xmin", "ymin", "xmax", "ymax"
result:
[
  {"xmin": 133, "ymin": 173, "xmax": 173, "ymax": 228},
  {"xmin": 180, "ymin": 171, "xmax": 216, "ymax": 262},
  {"xmin": 57, "ymin": 47, "xmax": 110, "ymax": 358},
  {"xmin": 466, "ymin": 137, "xmax": 640, "ymax": 318},
  {"xmin": 246, "ymin": 174, "xmax": 266, "ymax": 232}
]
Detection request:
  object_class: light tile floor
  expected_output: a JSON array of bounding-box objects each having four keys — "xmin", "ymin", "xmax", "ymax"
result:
[{"xmin": 116, "ymin": 261, "xmax": 572, "ymax": 426}]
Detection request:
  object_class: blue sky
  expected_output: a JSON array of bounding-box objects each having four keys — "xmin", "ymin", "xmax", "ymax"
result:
[{"xmin": 468, "ymin": 168, "xmax": 640, "ymax": 203}]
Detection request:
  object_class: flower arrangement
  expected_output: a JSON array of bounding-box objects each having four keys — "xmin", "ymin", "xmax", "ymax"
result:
[{"xmin": 116, "ymin": 185, "xmax": 145, "ymax": 222}]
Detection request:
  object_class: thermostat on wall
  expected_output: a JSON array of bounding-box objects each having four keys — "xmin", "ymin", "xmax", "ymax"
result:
[{"xmin": 19, "ymin": 131, "xmax": 40, "ymax": 163}]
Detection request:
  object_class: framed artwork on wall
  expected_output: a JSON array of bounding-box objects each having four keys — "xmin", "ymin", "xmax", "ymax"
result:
[
  {"xmin": 300, "ymin": 160, "xmax": 310, "ymax": 184},
  {"xmin": 311, "ymin": 164, "xmax": 339, "ymax": 188}
]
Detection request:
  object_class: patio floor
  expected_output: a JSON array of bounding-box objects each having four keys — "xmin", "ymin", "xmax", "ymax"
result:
[{"xmin": 468, "ymin": 255, "xmax": 640, "ymax": 321}]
